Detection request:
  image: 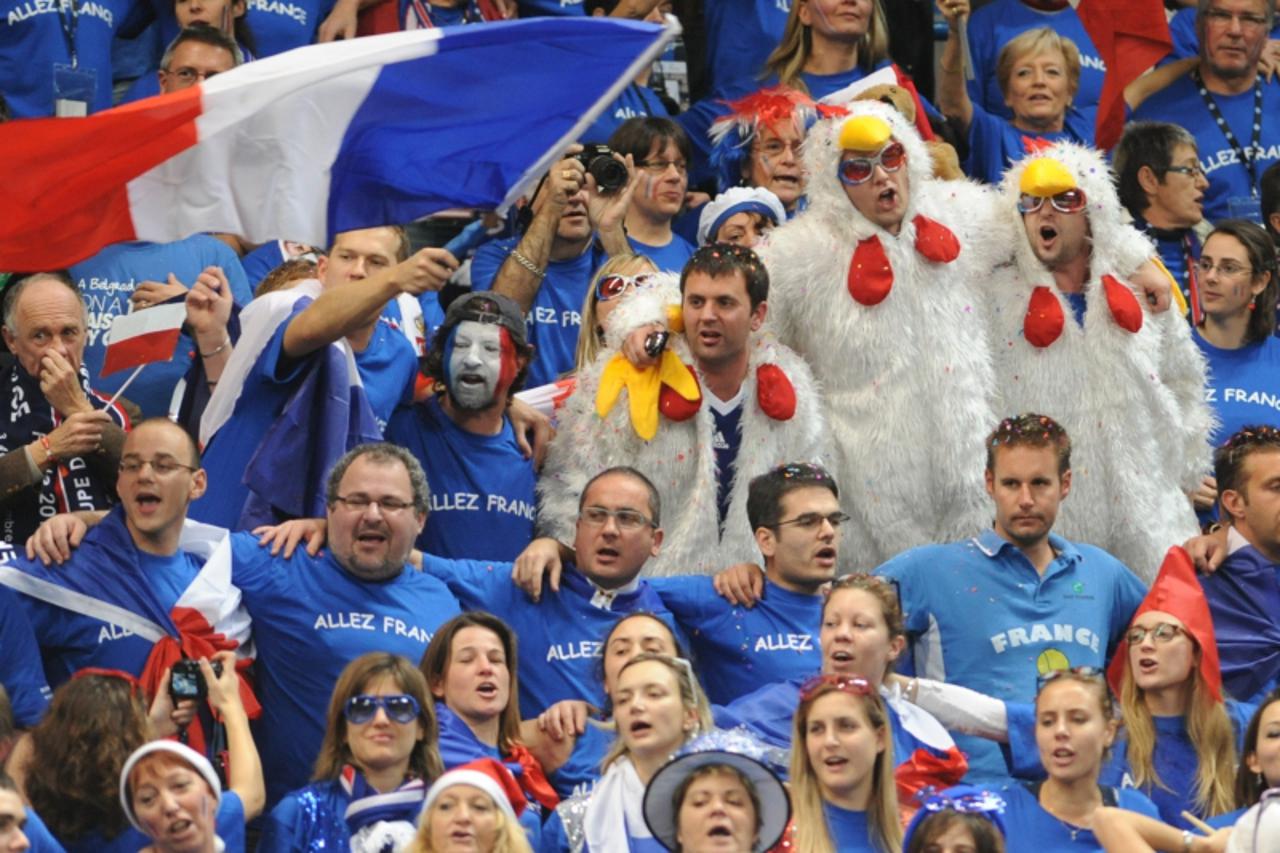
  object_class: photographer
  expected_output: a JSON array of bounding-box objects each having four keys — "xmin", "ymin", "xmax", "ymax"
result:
[{"xmin": 473, "ymin": 145, "xmax": 636, "ymax": 386}]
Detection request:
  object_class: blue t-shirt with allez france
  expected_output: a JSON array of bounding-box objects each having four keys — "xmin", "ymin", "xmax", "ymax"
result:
[
  {"xmin": 648, "ymin": 576, "xmax": 821, "ymax": 704},
  {"xmin": 876, "ymin": 530, "xmax": 1145, "ymax": 782},
  {"xmin": 242, "ymin": 0, "xmax": 334, "ymax": 56},
  {"xmin": 0, "ymin": 585, "xmax": 52, "ymax": 726},
  {"xmin": 385, "ymin": 397, "xmax": 536, "ymax": 561},
  {"xmin": 69, "ymin": 236, "xmax": 252, "ymax": 417},
  {"xmin": 471, "ymin": 237, "xmax": 601, "ymax": 386},
  {"xmin": 229, "ymin": 533, "xmax": 461, "ymax": 807},
  {"xmin": 1195, "ymin": 332, "xmax": 1280, "ymax": 447}
]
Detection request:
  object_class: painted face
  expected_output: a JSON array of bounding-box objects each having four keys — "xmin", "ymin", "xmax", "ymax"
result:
[
  {"xmin": 435, "ymin": 626, "xmax": 511, "ymax": 728},
  {"xmin": 573, "ymin": 472, "xmax": 663, "ymax": 588},
  {"xmin": 1245, "ymin": 699, "xmax": 1280, "ymax": 788},
  {"xmin": 159, "ymin": 41, "xmax": 236, "ymax": 94},
  {"xmin": 1127, "ymin": 610, "xmax": 1196, "ymax": 694},
  {"xmin": 1225, "ymin": 448, "xmax": 1280, "ymax": 563},
  {"xmin": 804, "ymin": 691, "xmax": 884, "ymax": 805},
  {"xmin": 1199, "ymin": 233, "xmax": 1267, "ymax": 321},
  {"xmin": 1022, "ymin": 189, "xmax": 1091, "ymax": 271},
  {"xmin": 797, "ymin": 0, "xmax": 873, "ymax": 43},
  {"xmin": 1201, "ymin": 0, "xmax": 1271, "ymax": 81},
  {"xmin": 821, "ymin": 588, "xmax": 898, "ymax": 682},
  {"xmin": 446, "ymin": 321, "xmax": 513, "ymax": 411},
  {"xmin": 174, "ymin": 0, "xmax": 243, "ymax": 30},
  {"xmin": 632, "ymin": 137, "xmax": 689, "ymax": 223},
  {"xmin": 675, "ymin": 769, "xmax": 759, "ymax": 853},
  {"xmin": 603, "ymin": 614, "xmax": 678, "ymax": 697},
  {"xmin": 346, "ymin": 675, "xmax": 425, "ymax": 775},
  {"xmin": 921, "ymin": 820, "xmax": 979, "ymax": 853},
  {"xmin": 1002, "ymin": 48, "xmax": 1073, "ymax": 131},
  {"xmin": 320, "ymin": 228, "xmax": 402, "ymax": 289},
  {"xmin": 1148, "ymin": 144, "xmax": 1207, "ymax": 229},
  {"xmin": 760, "ymin": 486, "xmax": 841, "ymax": 593},
  {"xmin": 985, "ymin": 444, "xmax": 1070, "ymax": 550},
  {"xmin": 713, "ymin": 212, "xmax": 774, "ymax": 248},
  {"xmin": 128, "ymin": 755, "xmax": 219, "ymax": 853},
  {"xmin": 840, "ymin": 143, "xmax": 910, "ymax": 234},
  {"xmin": 1, "ymin": 277, "xmax": 87, "ymax": 378},
  {"xmin": 681, "ymin": 271, "xmax": 766, "ymax": 370},
  {"xmin": 327, "ymin": 456, "xmax": 426, "ymax": 581},
  {"xmin": 427, "ymin": 785, "xmax": 501, "ymax": 853},
  {"xmin": 1034, "ymin": 679, "xmax": 1115, "ymax": 784},
  {"xmin": 747, "ymin": 122, "xmax": 805, "ymax": 209},
  {"xmin": 0, "ymin": 790, "xmax": 29, "ymax": 853},
  {"xmin": 614, "ymin": 659, "xmax": 696, "ymax": 763},
  {"xmin": 118, "ymin": 422, "xmax": 206, "ymax": 551}
]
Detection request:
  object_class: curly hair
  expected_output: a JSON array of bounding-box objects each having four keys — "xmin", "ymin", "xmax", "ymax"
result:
[{"xmin": 24, "ymin": 674, "xmax": 150, "ymax": 842}]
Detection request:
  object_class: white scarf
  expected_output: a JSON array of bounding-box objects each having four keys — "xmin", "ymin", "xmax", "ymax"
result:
[{"xmin": 582, "ymin": 757, "xmax": 651, "ymax": 853}]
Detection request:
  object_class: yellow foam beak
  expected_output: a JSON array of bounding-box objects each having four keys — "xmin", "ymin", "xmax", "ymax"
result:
[
  {"xmin": 1019, "ymin": 158, "xmax": 1077, "ymax": 197},
  {"xmin": 838, "ymin": 116, "xmax": 893, "ymax": 152}
]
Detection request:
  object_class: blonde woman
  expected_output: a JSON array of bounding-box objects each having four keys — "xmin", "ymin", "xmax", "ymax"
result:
[
  {"xmin": 409, "ymin": 759, "xmax": 535, "ymax": 853},
  {"xmin": 574, "ymin": 253, "xmax": 660, "ymax": 371},
  {"xmin": 763, "ymin": 0, "xmax": 890, "ymax": 99}
]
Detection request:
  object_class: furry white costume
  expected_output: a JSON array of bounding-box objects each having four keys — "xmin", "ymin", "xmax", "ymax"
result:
[
  {"xmin": 759, "ymin": 102, "xmax": 999, "ymax": 566},
  {"xmin": 537, "ymin": 276, "xmax": 829, "ymax": 577},
  {"xmin": 977, "ymin": 142, "xmax": 1213, "ymax": 581}
]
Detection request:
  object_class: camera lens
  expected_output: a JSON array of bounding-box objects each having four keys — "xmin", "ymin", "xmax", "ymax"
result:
[{"xmin": 590, "ymin": 156, "xmax": 628, "ymax": 193}]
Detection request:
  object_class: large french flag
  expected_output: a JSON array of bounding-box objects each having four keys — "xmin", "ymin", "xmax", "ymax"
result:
[{"xmin": 0, "ymin": 18, "xmax": 675, "ymax": 270}]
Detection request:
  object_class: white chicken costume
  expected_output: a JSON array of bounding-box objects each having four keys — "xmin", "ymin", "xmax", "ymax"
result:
[
  {"xmin": 978, "ymin": 143, "xmax": 1213, "ymax": 581},
  {"xmin": 759, "ymin": 103, "xmax": 999, "ymax": 566}
]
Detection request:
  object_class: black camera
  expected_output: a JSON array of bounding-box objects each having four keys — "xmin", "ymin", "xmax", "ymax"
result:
[
  {"xmin": 169, "ymin": 658, "xmax": 223, "ymax": 701},
  {"xmin": 576, "ymin": 144, "xmax": 628, "ymax": 194}
]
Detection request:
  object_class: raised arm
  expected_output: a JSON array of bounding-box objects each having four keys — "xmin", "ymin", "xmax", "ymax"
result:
[{"xmin": 936, "ymin": 0, "xmax": 975, "ymax": 132}]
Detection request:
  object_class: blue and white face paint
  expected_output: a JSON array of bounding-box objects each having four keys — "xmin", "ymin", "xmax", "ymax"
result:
[{"xmin": 445, "ymin": 320, "xmax": 508, "ymax": 411}]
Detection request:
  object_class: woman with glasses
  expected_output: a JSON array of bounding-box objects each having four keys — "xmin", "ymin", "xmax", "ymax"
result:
[
  {"xmin": 419, "ymin": 612, "xmax": 556, "ymax": 848},
  {"xmin": 258, "ymin": 652, "xmax": 443, "ymax": 853},
  {"xmin": 789, "ymin": 674, "xmax": 901, "ymax": 853},
  {"xmin": 1189, "ymin": 220, "xmax": 1280, "ymax": 523},
  {"xmin": 573, "ymin": 254, "xmax": 662, "ymax": 371}
]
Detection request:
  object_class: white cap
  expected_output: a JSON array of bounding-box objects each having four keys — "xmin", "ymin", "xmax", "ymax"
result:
[
  {"xmin": 119, "ymin": 741, "xmax": 222, "ymax": 833},
  {"xmin": 697, "ymin": 187, "xmax": 787, "ymax": 246}
]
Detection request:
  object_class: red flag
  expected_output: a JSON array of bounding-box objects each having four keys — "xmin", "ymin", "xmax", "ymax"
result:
[{"xmin": 1070, "ymin": 0, "xmax": 1172, "ymax": 150}]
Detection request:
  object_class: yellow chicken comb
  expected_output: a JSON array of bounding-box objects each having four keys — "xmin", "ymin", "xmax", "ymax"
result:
[
  {"xmin": 1019, "ymin": 157, "xmax": 1077, "ymax": 197},
  {"xmin": 838, "ymin": 115, "xmax": 893, "ymax": 152}
]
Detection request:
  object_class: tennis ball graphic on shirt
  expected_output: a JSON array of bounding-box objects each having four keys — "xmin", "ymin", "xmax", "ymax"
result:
[{"xmin": 1037, "ymin": 648, "xmax": 1070, "ymax": 676}]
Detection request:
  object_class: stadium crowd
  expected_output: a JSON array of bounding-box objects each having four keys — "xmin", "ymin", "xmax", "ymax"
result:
[{"xmin": 4, "ymin": 0, "xmax": 1280, "ymax": 850}]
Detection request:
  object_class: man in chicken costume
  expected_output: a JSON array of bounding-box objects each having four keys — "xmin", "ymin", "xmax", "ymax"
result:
[
  {"xmin": 978, "ymin": 142, "xmax": 1213, "ymax": 581},
  {"xmin": 759, "ymin": 101, "xmax": 998, "ymax": 565}
]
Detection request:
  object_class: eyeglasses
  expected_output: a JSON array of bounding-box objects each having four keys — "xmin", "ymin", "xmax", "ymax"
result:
[
  {"xmin": 579, "ymin": 505, "xmax": 656, "ymax": 530},
  {"xmin": 1163, "ymin": 164, "xmax": 1206, "ymax": 180},
  {"xmin": 756, "ymin": 138, "xmax": 803, "ymax": 159},
  {"xmin": 119, "ymin": 456, "xmax": 199, "ymax": 475},
  {"xmin": 772, "ymin": 511, "xmax": 850, "ymax": 530},
  {"xmin": 1125, "ymin": 622, "xmax": 1188, "ymax": 645},
  {"xmin": 1196, "ymin": 258, "xmax": 1254, "ymax": 278},
  {"xmin": 161, "ymin": 66, "xmax": 224, "ymax": 85},
  {"xmin": 1016, "ymin": 189, "xmax": 1088, "ymax": 215},
  {"xmin": 837, "ymin": 142, "xmax": 906, "ymax": 186},
  {"xmin": 638, "ymin": 159, "xmax": 688, "ymax": 175},
  {"xmin": 799, "ymin": 674, "xmax": 875, "ymax": 701},
  {"xmin": 596, "ymin": 273, "xmax": 657, "ymax": 302},
  {"xmin": 1035, "ymin": 665, "xmax": 1104, "ymax": 693},
  {"xmin": 332, "ymin": 495, "xmax": 416, "ymax": 514},
  {"xmin": 1204, "ymin": 7, "xmax": 1269, "ymax": 29},
  {"xmin": 344, "ymin": 694, "xmax": 421, "ymax": 724}
]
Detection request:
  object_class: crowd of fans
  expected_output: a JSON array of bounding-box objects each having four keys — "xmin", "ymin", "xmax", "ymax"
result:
[{"xmin": 4, "ymin": 0, "xmax": 1280, "ymax": 850}]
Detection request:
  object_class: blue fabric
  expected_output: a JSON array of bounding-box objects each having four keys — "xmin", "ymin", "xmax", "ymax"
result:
[
  {"xmin": 701, "ymin": 0, "xmax": 786, "ymax": 97},
  {"xmin": 23, "ymin": 808, "xmax": 66, "ymax": 853},
  {"xmin": 876, "ymin": 530, "xmax": 1145, "ymax": 781},
  {"xmin": 240, "ymin": 0, "xmax": 334, "ymax": 57},
  {"xmin": 471, "ymin": 236, "xmax": 601, "ymax": 386},
  {"xmin": 515, "ymin": 0, "xmax": 581, "ymax": 18},
  {"xmin": 258, "ymin": 779, "xmax": 352, "ymax": 853},
  {"xmin": 239, "ymin": 241, "xmax": 290, "ymax": 291},
  {"xmin": 581, "ymin": 83, "xmax": 669, "ymax": 146},
  {"xmin": 708, "ymin": 394, "xmax": 743, "ymax": 530},
  {"xmin": 385, "ymin": 397, "xmax": 536, "ymax": 561},
  {"xmin": 61, "ymin": 791, "xmax": 243, "ymax": 853},
  {"xmin": 1201, "ymin": 543, "xmax": 1280, "ymax": 704},
  {"xmin": 1064, "ymin": 291, "xmax": 1087, "ymax": 328},
  {"xmin": 964, "ymin": 103, "xmax": 1089, "ymax": 184},
  {"xmin": 822, "ymin": 803, "xmax": 880, "ymax": 852},
  {"xmin": 421, "ymin": 558, "xmax": 680, "ymax": 716},
  {"xmin": 1136, "ymin": 221, "xmax": 1198, "ymax": 309},
  {"xmin": 547, "ymin": 720, "xmax": 613, "ymax": 799},
  {"xmin": 228, "ymin": 533, "xmax": 461, "ymax": 806},
  {"xmin": 0, "ymin": 587, "xmax": 51, "ymax": 726},
  {"xmin": 999, "ymin": 783, "xmax": 1160, "ymax": 852},
  {"xmin": 1132, "ymin": 74, "xmax": 1280, "ymax": 224},
  {"xmin": 68, "ymin": 236, "xmax": 251, "ymax": 417},
  {"xmin": 964, "ymin": 0, "xmax": 1104, "ymax": 130},
  {"xmin": 1195, "ymin": 332, "xmax": 1280, "ymax": 448},
  {"xmin": 648, "ymin": 577, "xmax": 820, "ymax": 704},
  {"xmin": 626, "ymin": 233, "xmax": 695, "ymax": 275}
]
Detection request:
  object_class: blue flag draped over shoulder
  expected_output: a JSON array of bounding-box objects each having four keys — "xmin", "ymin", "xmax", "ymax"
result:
[{"xmin": 1200, "ymin": 539, "xmax": 1280, "ymax": 702}]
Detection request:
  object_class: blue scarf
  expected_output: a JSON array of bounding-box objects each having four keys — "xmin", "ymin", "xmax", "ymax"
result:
[{"xmin": 341, "ymin": 765, "xmax": 426, "ymax": 853}]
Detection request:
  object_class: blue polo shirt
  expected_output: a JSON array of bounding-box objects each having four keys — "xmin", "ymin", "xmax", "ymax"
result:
[
  {"xmin": 648, "ymin": 576, "xmax": 821, "ymax": 704},
  {"xmin": 875, "ymin": 530, "xmax": 1145, "ymax": 781}
]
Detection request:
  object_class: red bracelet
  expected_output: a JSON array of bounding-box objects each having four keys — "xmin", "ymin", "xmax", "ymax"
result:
[{"xmin": 39, "ymin": 435, "xmax": 57, "ymax": 465}]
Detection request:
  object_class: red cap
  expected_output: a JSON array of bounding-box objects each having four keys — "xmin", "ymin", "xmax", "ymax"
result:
[{"xmin": 1106, "ymin": 546, "xmax": 1222, "ymax": 702}]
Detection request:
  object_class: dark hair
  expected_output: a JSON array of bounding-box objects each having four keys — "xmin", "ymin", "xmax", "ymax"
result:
[
  {"xmin": 578, "ymin": 466, "xmax": 662, "ymax": 526},
  {"xmin": 0, "ymin": 683, "xmax": 12, "ymax": 753},
  {"xmin": 1203, "ymin": 220, "xmax": 1279, "ymax": 344},
  {"xmin": 1112, "ymin": 121, "xmax": 1199, "ymax": 219},
  {"xmin": 419, "ymin": 611, "xmax": 524, "ymax": 753},
  {"xmin": 2, "ymin": 270, "xmax": 82, "ymax": 335},
  {"xmin": 596, "ymin": 611, "xmax": 685, "ymax": 690},
  {"xmin": 1236, "ymin": 688, "xmax": 1280, "ymax": 807},
  {"xmin": 905, "ymin": 811, "xmax": 1006, "ymax": 853},
  {"xmin": 130, "ymin": 416, "xmax": 202, "ymax": 467},
  {"xmin": 679, "ymin": 243, "xmax": 769, "ymax": 311},
  {"xmin": 1215, "ymin": 425, "xmax": 1280, "ymax": 500},
  {"xmin": 746, "ymin": 462, "xmax": 838, "ymax": 530},
  {"xmin": 325, "ymin": 442, "xmax": 431, "ymax": 515},
  {"xmin": 1263, "ymin": 161, "xmax": 1280, "ymax": 245},
  {"xmin": 160, "ymin": 23, "xmax": 244, "ymax": 70},
  {"xmin": 421, "ymin": 296, "xmax": 534, "ymax": 399},
  {"xmin": 985, "ymin": 413, "xmax": 1072, "ymax": 476},
  {"xmin": 608, "ymin": 117, "xmax": 693, "ymax": 166}
]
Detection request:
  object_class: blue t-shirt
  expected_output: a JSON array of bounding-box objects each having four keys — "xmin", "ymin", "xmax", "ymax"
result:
[
  {"xmin": 228, "ymin": 533, "xmax": 461, "ymax": 806},
  {"xmin": 192, "ymin": 298, "xmax": 416, "ymax": 529},
  {"xmin": 22, "ymin": 808, "xmax": 65, "ymax": 853},
  {"xmin": 701, "ymin": 0, "xmax": 787, "ymax": 97},
  {"xmin": 876, "ymin": 530, "xmax": 1145, "ymax": 781},
  {"xmin": 257, "ymin": 779, "xmax": 351, "ymax": 853},
  {"xmin": 242, "ymin": 0, "xmax": 333, "ymax": 56},
  {"xmin": 1195, "ymin": 332, "xmax": 1280, "ymax": 447},
  {"xmin": 648, "ymin": 576, "xmax": 820, "ymax": 704},
  {"xmin": 1132, "ymin": 74, "xmax": 1280, "ymax": 224},
  {"xmin": 581, "ymin": 83, "xmax": 670, "ymax": 146},
  {"xmin": 626, "ymin": 233, "xmax": 695, "ymax": 275},
  {"xmin": 707, "ymin": 388, "xmax": 744, "ymax": 531},
  {"xmin": 964, "ymin": 0, "xmax": 1104, "ymax": 129},
  {"xmin": 421, "ymin": 558, "xmax": 680, "ymax": 716},
  {"xmin": 0, "ymin": 0, "xmax": 134, "ymax": 117},
  {"xmin": 18, "ymin": 549, "xmax": 202, "ymax": 686},
  {"xmin": 69, "ymin": 237, "xmax": 252, "ymax": 417},
  {"xmin": 965, "ymin": 103, "xmax": 1089, "ymax": 185},
  {"xmin": 471, "ymin": 237, "xmax": 600, "ymax": 386},
  {"xmin": 822, "ymin": 803, "xmax": 881, "ymax": 852},
  {"xmin": 999, "ymin": 782, "xmax": 1161, "ymax": 852},
  {"xmin": 0, "ymin": 585, "xmax": 52, "ymax": 726},
  {"xmin": 60, "ymin": 791, "xmax": 244, "ymax": 853},
  {"xmin": 384, "ymin": 397, "xmax": 536, "ymax": 561},
  {"xmin": 1200, "ymin": 542, "xmax": 1280, "ymax": 705}
]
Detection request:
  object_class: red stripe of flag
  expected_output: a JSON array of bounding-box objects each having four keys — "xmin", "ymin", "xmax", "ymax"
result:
[{"xmin": 100, "ymin": 303, "xmax": 187, "ymax": 376}]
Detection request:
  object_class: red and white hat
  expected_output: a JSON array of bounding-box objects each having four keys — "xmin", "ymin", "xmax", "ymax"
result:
[{"xmin": 419, "ymin": 758, "xmax": 527, "ymax": 827}]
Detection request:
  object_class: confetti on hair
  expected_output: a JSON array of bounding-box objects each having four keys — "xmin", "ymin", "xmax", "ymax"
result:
[{"xmin": 707, "ymin": 86, "xmax": 845, "ymax": 193}]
